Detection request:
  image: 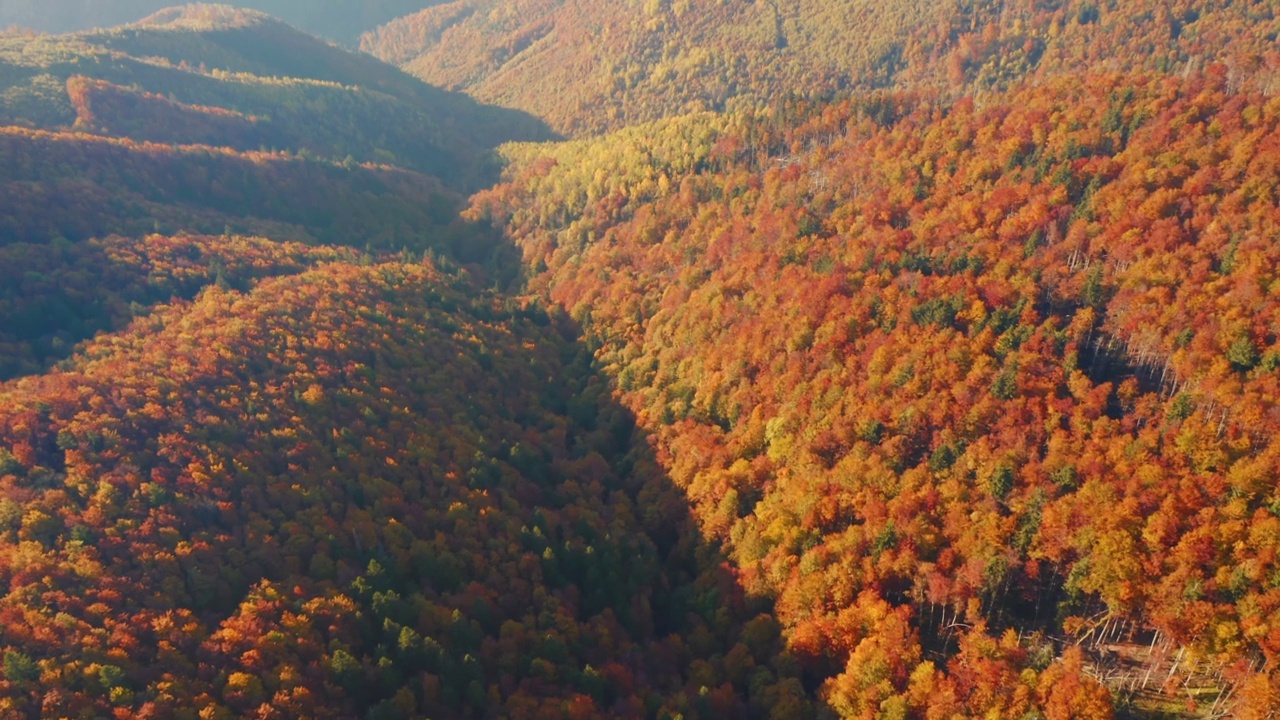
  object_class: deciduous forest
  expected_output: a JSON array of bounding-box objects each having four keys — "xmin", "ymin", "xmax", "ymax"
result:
[
  {"xmin": 2, "ymin": 1, "xmax": 1280, "ymax": 718},
  {"xmin": 1, "ymin": 0, "xmax": 446, "ymax": 46}
]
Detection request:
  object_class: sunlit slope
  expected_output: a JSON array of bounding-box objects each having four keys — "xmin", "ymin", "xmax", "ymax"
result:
[
  {"xmin": 468, "ymin": 71, "xmax": 1280, "ymax": 715},
  {"xmin": 366, "ymin": 0, "xmax": 1280, "ymax": 135}
]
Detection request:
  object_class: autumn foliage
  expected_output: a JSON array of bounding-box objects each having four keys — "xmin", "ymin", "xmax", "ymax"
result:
[
  {"xmin": 0, "ymin": 257, "xmax": 818, "ymax": 718},
  {"xmin": 365, "ymin": 0, "xmax": 1280, "ymax": 135},
  {"xmin": 4, "ymin": 1, "xmax": 1280, "ymax": 717},
  {"xmin": 469, "ymin": 66, "xmax": 1280, "ymax": 716}
]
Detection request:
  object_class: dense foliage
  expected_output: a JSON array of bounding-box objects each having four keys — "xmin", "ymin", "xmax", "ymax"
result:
[
  {"xmin": 5, "ymin": 1, "xmax": 1280, "ymax": 717},
  {"xmin": 365, "ymin": 0, "xmax": 1280, "ymax": 136},
  {"xmin": 0, "ymin": 256, "xmax": 817, "ymax": 718},
  {"xmin": 469, "ymin": 67, "xmax": 1280, "ymax": 716}
]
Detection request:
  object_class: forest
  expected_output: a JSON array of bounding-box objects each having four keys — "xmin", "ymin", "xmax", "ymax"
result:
[
  {"xmin": 363, "ymin": 0, "xmax": 1280, "ymax": 135},
  {"xmin": 0, "ymin": 8, "xmax": 552, "ymax": 188},
  {"xmin": 3, "ymin": 0, "xmax": 1280, "ymax": 718},
  {"xmin": 0, "ymin": 0, "xmax": 444, "ymax": 46},
  {"xmin": 469, "ymin": 68, "xmax": 1280, "ymax": 716}
]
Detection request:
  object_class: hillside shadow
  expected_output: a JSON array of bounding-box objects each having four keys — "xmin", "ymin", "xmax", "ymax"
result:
[
  {"xmin": 434, "ymin": 308, "xmax": 824, "ymax": 719},
  {"xmin": 422, "ymin": 182, "xmax": 836, "ymax": 716},
  {"xmin": 0, "ymin": 263, "xmax": 822, "ymax": 719},
  {"xmin": 0, "ymin": 240, "xmax": 140, "ymax": 382},
  {"xmin": 304, "ymin": 304, "xmax": 827, "ymax": 718},
  {"xmin": 0, "ymin": 19, "xmax": 830, "ymax": 716},
  {"xmin": 75, "ymin": 23, "xmax": 558, "ymax": 189}
]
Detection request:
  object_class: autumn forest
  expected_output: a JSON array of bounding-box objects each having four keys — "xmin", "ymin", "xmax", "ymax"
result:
[{"xmin": 2, "ymin": 1, "xmax": 1280, "ymax": 718}]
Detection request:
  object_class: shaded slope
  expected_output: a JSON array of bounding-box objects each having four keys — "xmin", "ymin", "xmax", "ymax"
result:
[
  {"xmin": 0, "ymin": 258, "xmax": 813, "ymax": 719},
  {"xmin": 0, "ymin": 0, "xmax": 449, "ymax": 47},
  {"xmin": 0, "ymin": 127, "xmax": 457, "ymax": 248},
  {"xmin": 0, "ymin": 7, "xmax": 554, "ymax": 189}
]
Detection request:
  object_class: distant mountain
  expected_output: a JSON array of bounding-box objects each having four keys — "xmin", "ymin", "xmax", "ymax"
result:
[
  {"xmin": 0, "ymin": 0, "xmax": 447, "ymax": 46},
  {"xmin": 364, "ymin": 0, "xmax": 1280, "ymax": 135},
  {"xmin": 0, "ymin": 5, "xmax": 554, "ymax": 187}
]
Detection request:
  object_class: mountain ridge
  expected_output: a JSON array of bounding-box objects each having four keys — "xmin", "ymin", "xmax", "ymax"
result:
[
  {"xmin": 0, "ymin": 0, "xmax": 452, "ymax": 46},
  {"xmin": 0, "ymin": 7, "xmax": 555, "ymax": 187},
  {"xmin": 363, "ymin": 0, "xmax": 1280, "ymax": 135},
  {"xmin": 134, "ymin": 3, "xmax": 277, "ymax": 30}
]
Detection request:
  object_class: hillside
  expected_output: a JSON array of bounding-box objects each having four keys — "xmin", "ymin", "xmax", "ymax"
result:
[
  {"xmin": 364, "ymin": 0, "xmax": 1280, "ymax": 135},
  {"xmin": 0, "ymin": 254, "xmax": 817, "ymax": 718},
  {"xmin": 468, "ymin": 69, "xmax": 1280, "ymax": 715},
  {"xmin": 4, "ymin": 1, "xmax": 1280, "ymax": 718},
  {"xmin": 0, "ymin": 6, "xmax": 549, "ymax": 380},
  {"xmin": 0, "ymin": 124, "xmax": 483, "ymax": 381},
  {"xmin": 0, "ymin": 10, "xmax": 815, "ymax": 719},
  {"xmin": 0, "ymin": 6, "xmax": 553, "ymax": 188},
  {"xmin": 0, "ymin": 127, "xmax": 458, "ymax": 247},
  {"xmin": 0, "ymin": 0, "xmax": 446, "ymax": 46}
]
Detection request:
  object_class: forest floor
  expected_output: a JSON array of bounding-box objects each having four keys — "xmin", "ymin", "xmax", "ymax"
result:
[{"xmin": 1093, "ymin": 638, "xmax": 1232, "ymax": 718}]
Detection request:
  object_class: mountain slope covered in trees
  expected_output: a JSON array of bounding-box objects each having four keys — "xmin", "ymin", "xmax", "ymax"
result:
[
  {"xmin": 0, "ymin": 251, "xmax": 816, "ymax": 718},
  {"xmin": 0, "ymin": 5, "xmax": 553, "ymax": 187},
  {"xmin": 0, "ymin": 0, "xmax": 445, "ymax": 46},
  {"xmin": 5, "ymin": 1, "xmax": 1280, "ymax": 718},
  {"xmin": 467, "ymin": 65, "xmax": 1280, "ymax": 718},
  {"xmin": 364, "ymin": 0, "xmax": 1280, "ymax": 135}
]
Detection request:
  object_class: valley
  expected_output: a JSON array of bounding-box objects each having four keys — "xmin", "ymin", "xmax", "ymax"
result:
[{"xmin": 2, "ymin": 2, "xmax": 1280, "ymax": 717}]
